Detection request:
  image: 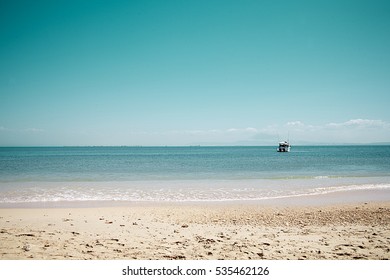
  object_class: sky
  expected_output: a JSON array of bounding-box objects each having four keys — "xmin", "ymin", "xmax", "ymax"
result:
[{"xmin": 1, "ymin": 0, "xmax": 390, "ymax": 146}]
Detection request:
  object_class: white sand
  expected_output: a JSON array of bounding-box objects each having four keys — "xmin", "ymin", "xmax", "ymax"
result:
[{"xmin": 1, "ymin": 201, "xmax": 389, "ymax": 260}]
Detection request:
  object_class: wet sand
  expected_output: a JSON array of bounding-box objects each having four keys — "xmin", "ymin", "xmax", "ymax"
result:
[{"xmin": 1, "ymin": 201, "xmax": 389, "ymax": 260}]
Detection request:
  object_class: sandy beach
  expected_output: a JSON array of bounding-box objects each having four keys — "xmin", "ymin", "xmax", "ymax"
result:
[{"xmin": 1, "ymin": 198, "xmax": 389, "ymax": 260}]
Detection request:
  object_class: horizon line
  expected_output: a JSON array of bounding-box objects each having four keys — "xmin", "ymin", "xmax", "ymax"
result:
[{"xmin": 1, "ymin": 143, "xmax": 390, "ymax": 148}]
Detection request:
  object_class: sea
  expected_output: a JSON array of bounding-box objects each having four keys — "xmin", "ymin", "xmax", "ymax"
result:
[{"xmin": 0, "ymin": 146, "xmax": 389, "ymax": 206}]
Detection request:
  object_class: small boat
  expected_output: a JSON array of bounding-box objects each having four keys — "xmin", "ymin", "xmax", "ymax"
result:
[{"xmin": 277, "ymin": 141, "xmax": 290, "ymax": 152}]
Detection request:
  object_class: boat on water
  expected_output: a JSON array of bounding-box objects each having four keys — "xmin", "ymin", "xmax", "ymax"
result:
[{"xmin": 277, "ymin": 141, "xmax": 291, "ymax": 152}]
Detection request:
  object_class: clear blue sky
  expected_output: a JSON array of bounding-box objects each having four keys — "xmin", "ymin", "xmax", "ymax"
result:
[{"xmin": 1, "ymin": 0, "xmax": 390, "ymax": 145}]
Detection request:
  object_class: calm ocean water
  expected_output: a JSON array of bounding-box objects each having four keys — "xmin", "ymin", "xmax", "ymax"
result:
[{"xmin": 0, "ymin": 146, "xmax": 389, "ymax": 204}]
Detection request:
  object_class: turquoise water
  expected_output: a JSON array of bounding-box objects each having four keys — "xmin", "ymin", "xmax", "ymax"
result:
[{"xmin": 0, "ymin": 146, "xmax": 389, "ymax": 203}]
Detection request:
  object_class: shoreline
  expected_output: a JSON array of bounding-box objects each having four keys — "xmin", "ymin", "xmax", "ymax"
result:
[
  {"xmin": 1, "ymin": 188, "xmax": 390, "ymax": 209},
  {"xmin": 1, "ymin": 176, "xmax": 389, "ymax": 207},
  {"xmin": 1, "ymin": 198, "xmax": 389, "ymax": 260}
]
